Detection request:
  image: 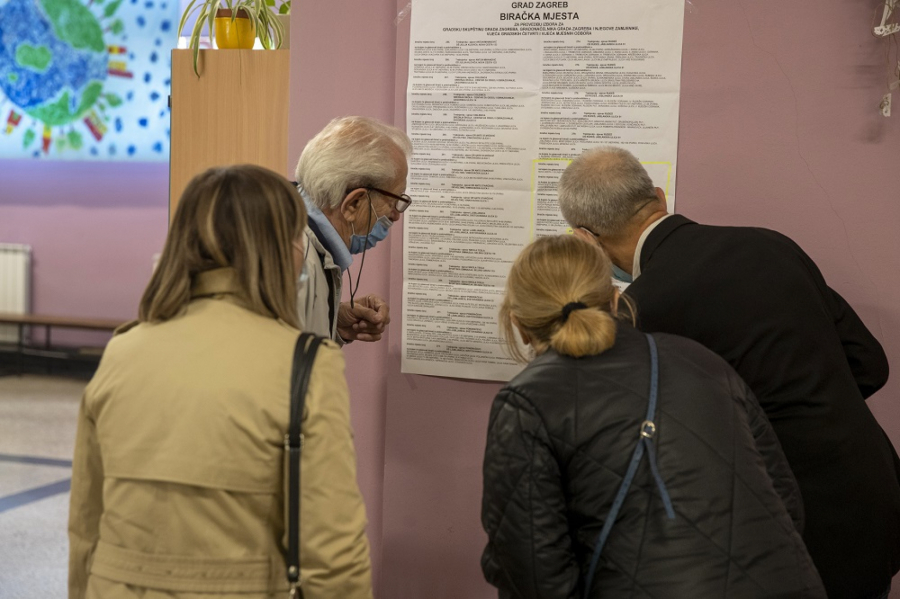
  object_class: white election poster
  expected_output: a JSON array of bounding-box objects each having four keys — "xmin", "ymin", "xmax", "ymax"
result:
[{"xmin": 402, "ymin": 0, "xmax": 685, "ymax": 381}]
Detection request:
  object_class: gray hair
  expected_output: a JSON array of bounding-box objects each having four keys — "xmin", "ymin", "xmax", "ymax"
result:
[
  {"xmin": 294, "ymin": 116, "xmax": 413, "ymax": 210},
  {"xmin": 557, "ymin": 147, "xmax": 657, "ymax": 237}
]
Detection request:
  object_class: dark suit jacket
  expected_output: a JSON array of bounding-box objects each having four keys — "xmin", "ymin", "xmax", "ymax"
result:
[{"xmin": 626, "ymin": 215, "xmax": 900, "ymax": 598}]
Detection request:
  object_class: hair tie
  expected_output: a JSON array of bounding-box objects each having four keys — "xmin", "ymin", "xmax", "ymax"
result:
[{"xmin": 561, "ymin": 301, "xmax": 588, "ymax": 322}]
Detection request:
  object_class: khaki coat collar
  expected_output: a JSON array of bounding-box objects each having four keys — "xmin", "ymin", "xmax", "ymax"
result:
[
  {"xmin": 191, "ymin": 267, "xmax": 249, "ymax": 308},
  {"xmin": 114, "ymin": 268, "xmax": 253, "ymax": 338}
]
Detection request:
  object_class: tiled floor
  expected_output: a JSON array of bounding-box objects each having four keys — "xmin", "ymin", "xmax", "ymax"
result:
[{"xmin": 0, "ymin": 375, "xmax": 84, "ymax": 598}]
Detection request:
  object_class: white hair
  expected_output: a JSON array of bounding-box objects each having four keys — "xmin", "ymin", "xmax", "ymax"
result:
[
  {"xmin": 557, "ymin": 147, "xmax": 657, "ymax": 237},
  {"xmin": 293, "ymin": 116, "xmax": 412, "ymax": 210}
]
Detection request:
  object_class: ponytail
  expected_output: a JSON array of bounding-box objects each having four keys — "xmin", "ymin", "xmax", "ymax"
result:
[{"xmin": 549, "ymin": 308, "xmax": 616, "ymax": 358}]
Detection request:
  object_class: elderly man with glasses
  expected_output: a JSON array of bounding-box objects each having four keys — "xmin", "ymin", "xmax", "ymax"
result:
[{"xmin": 293, "ymin": 116, "xmax": 412, "ymax": 344}]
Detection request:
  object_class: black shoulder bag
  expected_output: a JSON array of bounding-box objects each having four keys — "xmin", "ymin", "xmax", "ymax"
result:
[{"xmin": 284, "ymin": 332, "xmax": 324, "ymax": 599}]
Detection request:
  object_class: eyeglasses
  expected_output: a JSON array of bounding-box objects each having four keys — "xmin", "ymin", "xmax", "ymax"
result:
[{"xmin": 366, "ymin": 187, "xmax": 412, "ymax": 213}]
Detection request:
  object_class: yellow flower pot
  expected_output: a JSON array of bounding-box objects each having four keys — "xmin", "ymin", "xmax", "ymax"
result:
[{"xmin": 215, "ymin": 8, "xmax": 255, "ymax": 49}]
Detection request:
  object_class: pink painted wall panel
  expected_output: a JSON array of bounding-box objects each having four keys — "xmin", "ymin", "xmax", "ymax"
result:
[
  {"xmin": 380, "ymin": 2, "xmax": 499, "ymax": 597},
  {"xmin": 289, "ymin": 0, "xmax": 403, "ymax": 592},
  {"xmin": 380, "ymin": 1, "xmax": 900, "ymax": 598},
  {"xmin": 676, "ymin": 0, "xmax": 900, "ymax": 452},
  {"xmin": 0, "ymin": 161, "xmax": 169, "ymax": 345},
  {"xmin": 0, "ymin": 0, "xmax": 896, "ymax": 596}
]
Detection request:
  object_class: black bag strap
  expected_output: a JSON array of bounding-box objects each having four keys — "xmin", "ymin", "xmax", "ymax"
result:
[
  {"xmin": 285, "ymin": 332, "xmax": 324, "ymax": 598},
  {"xmin": 582, "ymin": 333, "xmax": 675, "ymax": 598}
]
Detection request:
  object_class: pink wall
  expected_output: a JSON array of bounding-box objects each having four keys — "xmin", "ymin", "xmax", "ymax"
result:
[
  {"xmin": 1, "ymin": 0, "xmax": 897, "ymax": 596},
  {"xmin": 380, "ymin": 3, "xmax": 497, "ymax": 595},
  {"xmin": 676, "ymin": 1, "xmax": 900, "ymax": 458},
  {"xmin": 378, "ymin": 1, "xmax": 900, "ymax": 598},
  {"xmin": 289, "ymin": 0, "xmax": 400, "ymax": 592},
  {"xmin": 0, "ymin": 161, "xmax": 169, "ymax": 345},
  {"xmin": 675, "ymin": 7, "xmax": 900, "ymax": 592}
]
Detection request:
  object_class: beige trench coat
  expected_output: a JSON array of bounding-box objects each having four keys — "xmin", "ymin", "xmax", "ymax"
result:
[{"xmin": 68, "ymin": 268, "xmax": 372, "ymax": 599}]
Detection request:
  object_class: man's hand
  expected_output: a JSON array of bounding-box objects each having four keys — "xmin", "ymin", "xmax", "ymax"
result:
[{"xmin": 337, "ymin": 295, "xmax": 391, "ymax": 342}]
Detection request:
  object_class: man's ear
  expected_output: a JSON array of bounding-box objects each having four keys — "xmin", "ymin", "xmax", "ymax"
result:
[
  {"xmin": 572, "ymin": 227, "xmax": 597, "ymax": 245},
  {"xmin": 655, "ymin": 186, "xmax": 667, "ymax": 206},
  {"xmin": 340, "ymin": 188, "xmax": 370, "ymax": 223}
]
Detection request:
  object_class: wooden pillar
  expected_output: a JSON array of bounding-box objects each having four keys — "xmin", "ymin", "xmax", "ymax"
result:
[{"xmin": 169, "ymin": 49, "xmax": 290, "ymax": 219}]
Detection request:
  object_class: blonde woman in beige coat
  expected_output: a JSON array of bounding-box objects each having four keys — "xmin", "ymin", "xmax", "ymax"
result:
[{"xmin": 68, "ymin": 165, "xmax": 372, "ymax": 599}]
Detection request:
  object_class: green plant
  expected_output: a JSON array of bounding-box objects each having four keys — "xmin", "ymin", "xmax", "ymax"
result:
[
  {"xmin": 178, "ymin": 0, "xmax": 285, "ymax": 77},
  {"xmin": 267, "ymin": 0, "xmax": 290, "ymax": 15}
]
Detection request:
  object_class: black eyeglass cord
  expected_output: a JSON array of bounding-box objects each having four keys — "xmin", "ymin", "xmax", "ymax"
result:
[{"xmin": 347, "ymin": 193, "xmax": 374, "ymax": 310}]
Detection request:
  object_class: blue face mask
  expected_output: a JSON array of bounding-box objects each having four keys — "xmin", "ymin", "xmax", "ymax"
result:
[
  {"xmin": 349, "ymin": 203, "xmax": 392, "ymax": 254},
  {"xmin": 611, "ymin": 263, "xmax": 634, "ymax": 284},
  {"xmin": 578, "ymin": 226, "xmax": 633, "ymax": 284}
]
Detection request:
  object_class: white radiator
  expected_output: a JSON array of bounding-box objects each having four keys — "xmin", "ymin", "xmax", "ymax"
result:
[{"xmin": 0, "ymin": 243, "xmax": 32, "ymax": 343}]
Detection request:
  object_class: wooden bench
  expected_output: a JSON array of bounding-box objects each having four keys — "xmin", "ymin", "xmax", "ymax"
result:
[{"xmin": 0, "ymin": 313, "xmax": 126, "ymax": 376}]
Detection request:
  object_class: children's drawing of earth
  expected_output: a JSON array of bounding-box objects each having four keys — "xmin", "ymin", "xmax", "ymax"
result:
[{"xmin": 0, "ymin": 0, "xmax": 108, "ymax": 126}]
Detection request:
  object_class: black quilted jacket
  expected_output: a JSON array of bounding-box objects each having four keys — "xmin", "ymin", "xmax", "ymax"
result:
[{"xmin": 481, "ymin": 324, "xmax": 826, "ymax": 599}]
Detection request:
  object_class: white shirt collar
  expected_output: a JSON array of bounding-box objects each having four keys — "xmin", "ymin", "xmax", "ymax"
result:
[{"xmin": 632, "ymin": 213, "xmax": 673, "ymax": 280}]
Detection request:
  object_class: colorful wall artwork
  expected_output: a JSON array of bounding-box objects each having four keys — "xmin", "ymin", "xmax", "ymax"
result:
[{"xmin": 0, "ymin": 0, "xmax": 176, "ymax": 160}]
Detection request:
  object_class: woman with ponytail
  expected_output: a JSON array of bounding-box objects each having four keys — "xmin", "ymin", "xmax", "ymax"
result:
[{"xmin": 481, "ymin": 235, "xmax": 825, "ymax": 599}]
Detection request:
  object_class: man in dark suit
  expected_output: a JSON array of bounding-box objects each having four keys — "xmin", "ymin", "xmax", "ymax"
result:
[{"xmin": 557, "ymin": 146, "xmax": 900, "ymax": 599}]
